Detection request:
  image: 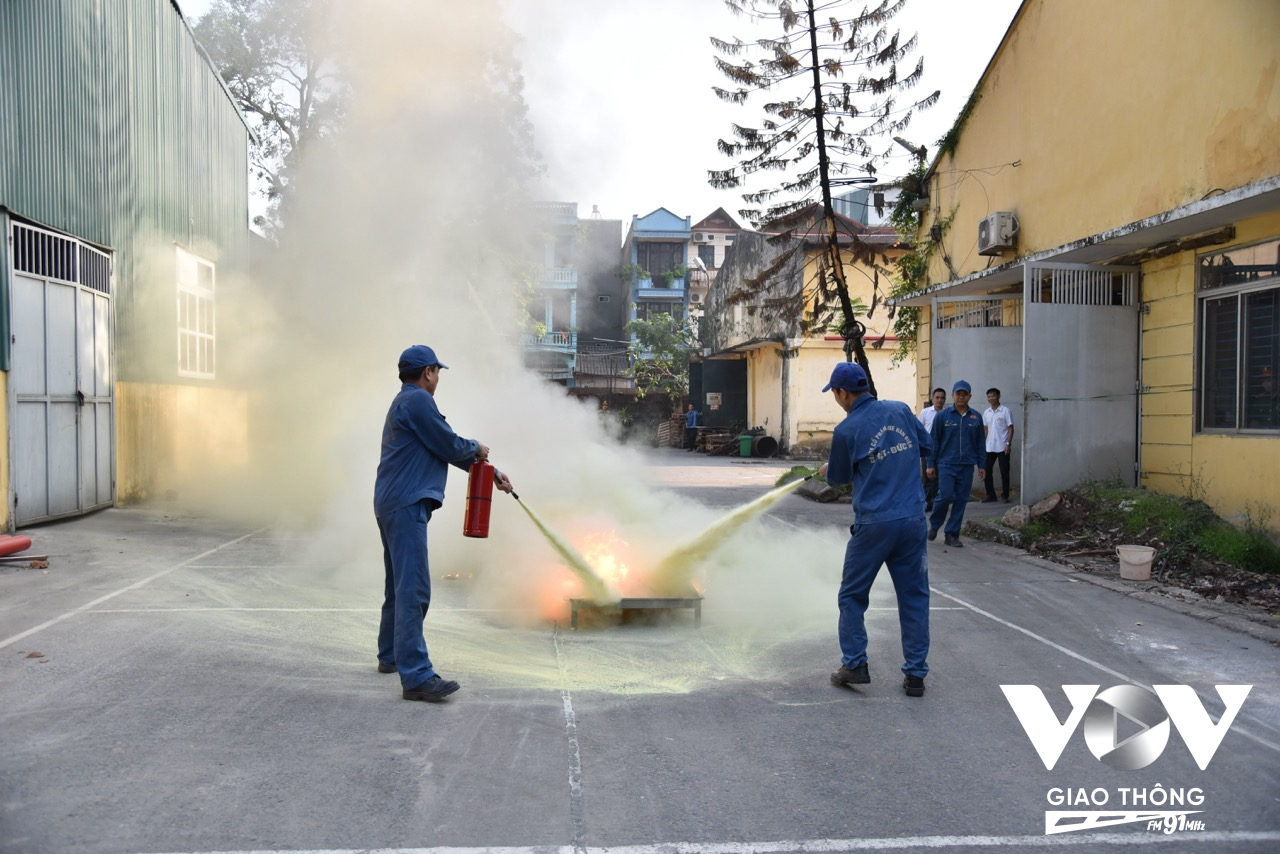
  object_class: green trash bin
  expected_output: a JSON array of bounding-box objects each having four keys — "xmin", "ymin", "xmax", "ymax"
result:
[{"xmin": 738, "ymin": 435, "xmax": 754, "ymax": 457}]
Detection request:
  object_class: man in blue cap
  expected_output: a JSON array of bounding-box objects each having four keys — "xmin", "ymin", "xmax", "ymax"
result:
[
  {"xmin": 819, "ymin": 361, "xmax": 934, "ymax": 698},
  {"xmin": 926, "ymin": 380, "xmax": 986, "ymax": 547},
  {"xmin": 374, "ymin": 345, "xmax": 513, "ymax": 702}
]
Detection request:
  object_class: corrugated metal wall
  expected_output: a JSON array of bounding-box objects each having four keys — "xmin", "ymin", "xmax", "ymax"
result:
[{"xmin": 0, "ymin": 0, "xmax": 251, "ymax": 379}]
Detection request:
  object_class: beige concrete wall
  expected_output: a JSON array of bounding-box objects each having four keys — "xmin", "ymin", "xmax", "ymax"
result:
[
  {"xmin": 742, "ymin": 338, "xmax": 919, "ymax": 451},
  {"xmin": 745, "ymin": 347, "xmax": 784, "ymax": 435},
  {"xmin": 116, "ymin": 382, "xmax": 250, "ymax": 505}
]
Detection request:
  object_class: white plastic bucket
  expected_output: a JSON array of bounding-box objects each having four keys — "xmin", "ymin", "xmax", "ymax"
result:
[{"xmin": 1116, "ymin": 545, "xmax": 1155, "ymax": 581}]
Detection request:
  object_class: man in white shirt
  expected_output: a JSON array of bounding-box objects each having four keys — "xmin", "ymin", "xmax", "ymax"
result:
[
  {"xmin": 982, "ymin": 387, "xmax": 1015, "ymax": 504},
  {"xmin": 918, "ymin": 388, "xmax": 946, "ymax": 511}
]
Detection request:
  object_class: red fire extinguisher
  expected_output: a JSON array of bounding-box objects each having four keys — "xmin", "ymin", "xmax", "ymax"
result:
[{"xmin": 463, "ymin": 460, "xmax": 495, "ymax": 538}]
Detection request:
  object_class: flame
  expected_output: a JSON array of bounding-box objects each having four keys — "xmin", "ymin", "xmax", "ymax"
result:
[{"xmin": 580, "ymin": 531, "xmax": 631, "ymax": 589}]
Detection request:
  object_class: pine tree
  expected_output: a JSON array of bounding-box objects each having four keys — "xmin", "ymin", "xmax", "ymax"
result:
[{"xmin": 709, "ymin": 0, "xmax": 936, "ymax": 390}]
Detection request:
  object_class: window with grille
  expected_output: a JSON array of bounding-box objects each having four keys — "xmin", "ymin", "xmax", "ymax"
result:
[
  {"xmin": 635, "ymin": 300, "xmax": 681, "ymax": 322},
  {"xmin": 176, "ymin": 247, "xmax": 216, "ymax": 379},
  {"xmin": 1198, "ymin": 238, "xmax": 1279, "ymax": 432}
]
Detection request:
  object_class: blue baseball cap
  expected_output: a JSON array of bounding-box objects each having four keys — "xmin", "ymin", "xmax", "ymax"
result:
[
  {"xmin": 822, "ymin": 362, "xmax": 870, "ymax": 393},
  {"xmin": 952, "ymin": 380, "xmax": 971, "ymax": 393},
  {"xmin": 398, "ymin": 345, "xmax": 448, "ymax": 370}
]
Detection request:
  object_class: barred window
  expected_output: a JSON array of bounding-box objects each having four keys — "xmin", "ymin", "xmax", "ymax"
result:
[
  {"xmin": 1198, "ymin": 238, "xmax": 1279, "ymax": 431},
  {"xmin": 176, "ymin": 247, "xmax": 216, "ymax": 379}
]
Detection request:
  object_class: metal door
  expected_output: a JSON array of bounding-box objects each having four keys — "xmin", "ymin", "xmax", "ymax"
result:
[
  {"xmin": 1021, "ymin": 262, "xmax": 1140, "ymax": 500},
  {"xmin": 9, "ymin": 220, "xmax": 114, "ymax": 526}
]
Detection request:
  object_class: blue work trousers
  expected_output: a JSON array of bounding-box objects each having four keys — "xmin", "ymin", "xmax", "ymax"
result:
[
  {"xmin": 930, "ymin": 464, "xmax": 974, "ymax": 536},
  {"xmin": 376, "ymin": 500, "xmax": 437, "ymax": 689},
  {"xmin": 838, "ymin": 515, "xmax": 930, "ymax": 678}
]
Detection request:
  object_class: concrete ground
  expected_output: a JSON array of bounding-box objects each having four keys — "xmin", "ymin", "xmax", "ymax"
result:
[{"xmin": 1, "ymin": 448, "xmax": 1278, "ymax": 854}]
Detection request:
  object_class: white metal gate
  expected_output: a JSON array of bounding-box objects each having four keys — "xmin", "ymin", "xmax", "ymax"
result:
[
  {"xmin": 9, "ymin": 220, "xmax": 115, "ymax": 526},
  {"xmin": 1022, "ymin": 262, "xmax": 1140, "ymax": 499}
]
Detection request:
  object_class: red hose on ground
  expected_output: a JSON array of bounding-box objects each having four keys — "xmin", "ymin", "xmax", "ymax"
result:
[{"xmin": 0, "ymin": 535, "xmax": 33, "ymax": 557}]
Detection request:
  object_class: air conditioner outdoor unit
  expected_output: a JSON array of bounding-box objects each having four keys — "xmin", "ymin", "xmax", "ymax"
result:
[
  {"xmin": 693, "ymin": 233, "xmax": 706, "ymax": 242},
  {"xmin": 978, "ymin": 211, "xmax": 1019, "ymax": 255}
]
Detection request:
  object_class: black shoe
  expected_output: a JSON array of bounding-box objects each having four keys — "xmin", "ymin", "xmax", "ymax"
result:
[
  {"xmin": 830, "ymin": 662, "xmax": 870, "ymax": 687},
  {"xmin": 928, "ymin": 527, "xmax": 939, "ymax": 541},
  {"xmin": 1003, "ymin": 496, "xmax": 1011, "ymax": 504},
  {"xmin": 903, "ymin": 675, "xmax": 925, "ymax": 697},
  {"xmin": 403, "ymin": 675, "xmax": 460, "ymax": 702},
  {"xmin": 981, "ymin": 497, "xmax": 997, "ymax": 503},
  {"xmin": 377, "ymin": 661, "xmax": 397, "ymax": 674},
  {"xmin": 945, "ymin": 534, "xmax": 963, "ymax": 547}
]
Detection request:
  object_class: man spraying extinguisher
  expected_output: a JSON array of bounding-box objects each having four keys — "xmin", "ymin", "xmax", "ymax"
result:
[{"xmin": 373, "ymin": 344, "xmax": 514, "ymax": 703}]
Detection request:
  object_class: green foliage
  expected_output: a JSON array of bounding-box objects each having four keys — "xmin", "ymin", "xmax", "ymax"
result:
[
  {"xmin": 936, "ymin": 86, "xmax": 982, "ymax": 159},
  {"xmin": 659, "ymin": 264, "xmax": 690, "ymax": 288},
  {"xmin": 619, "ymin": 263, "xmax": 650, "ymax": 282},
  {"xmin": 625, "ymin": 312, "xmax": 698, "ymax": 400},
  {"xmin": 1018, "ymin": 519, "xmax": 1053, "ymax": 542},
  {"xmin": 1050, "ymin": 481, "xmax": 1280, "ymax": 575},
  {"xmin": 886, "ymin": 163, "xmax": 944, "ymax": 364}
]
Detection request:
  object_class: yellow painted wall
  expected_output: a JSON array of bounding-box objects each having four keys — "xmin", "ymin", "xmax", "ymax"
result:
[
  {"xmin": 0, "ymin": 371, "xmax": 8, "ymax": 531},
  {"xmin": 1140, "ymin": 210, "xmax": 1280, "ymax": 524},
  {"xmin": 791, "ymin": 341, "xmax": 918, "ymax": 448},
  {"xmin": 115, "ymin": 382, "xmax": 250, "ymax": 505},
  {"xmin": 922, "ymin": 0, "xmax": 1280, "ymax": 275},
  {"xmin": 743, "ymin": 338, "xmax": 919, "ymax": 451}
]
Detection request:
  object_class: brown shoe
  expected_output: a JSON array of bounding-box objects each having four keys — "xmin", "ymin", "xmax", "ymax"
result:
[{"xmin": 830, "ymin": 662, "xmax": 870, "ymax": 687}]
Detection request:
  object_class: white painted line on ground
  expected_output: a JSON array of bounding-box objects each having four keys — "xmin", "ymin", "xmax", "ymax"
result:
[
  {"xmin": 77, "ymin": 605, "xmax": 969, "ymax": 615},
  {"xmin": 87, "ymin": 607, "xmax": 380, "ymax": 613},
  {"xmin": 135, "ymin": 828, "xmax": 1280, "ymax": 853},
  {"xmin": 185, "ymin": 564, "xmax": 318, "ymax": 569},
  {"xmin": 931, "ymin": 586, "xmax": 1280, "ymax": 755},
  {"xmin": 551, "ymin": 626, "xmax": 587, "ymax": 851},
  {"xmin": 0, "ymin": 526, "xmax": 272, "ymax": 651}
]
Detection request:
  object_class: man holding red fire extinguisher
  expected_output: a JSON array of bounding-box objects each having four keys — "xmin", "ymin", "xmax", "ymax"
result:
[{"xmin": 374, "ymin": 344, "xmax": 513, "ymax": 702}]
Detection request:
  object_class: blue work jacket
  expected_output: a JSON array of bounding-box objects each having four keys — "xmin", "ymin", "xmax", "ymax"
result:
[
  {"xmin": 928, "ymin": 405, "xmax": 985, "ymax": 469},
  {"xmin": 826, "ymin": 394, "xmax": 933, "ymax": 524},
  {"xmin": 374, "ymin": 384, "xmax": 479, "ymax": 518}
]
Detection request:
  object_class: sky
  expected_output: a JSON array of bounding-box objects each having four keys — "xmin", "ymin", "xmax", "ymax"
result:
[
  {"xmin": 503, "ymin": 0, "xmax": 1024, "ymax": 226},
  {"xmin": 180, "ymin": 0, "xmax": 1023, "ymax": 228}
]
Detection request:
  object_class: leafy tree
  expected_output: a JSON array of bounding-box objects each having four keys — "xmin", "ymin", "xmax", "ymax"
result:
[
  {"xmin": 709, "ymin": 0, "xmax": 936, "ymax": 392},
  {"xmin": 625, "ymin": 311, "xmax": 699, "ymax": 400},
  {"xmin": 193, "ymin": 0, "xmax": 345, "ymax": 232}
]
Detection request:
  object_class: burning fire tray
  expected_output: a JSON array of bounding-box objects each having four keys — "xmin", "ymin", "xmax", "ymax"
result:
[{"xmin": 569, "ymin": 594, "xmax": 702, "ymax": 629}]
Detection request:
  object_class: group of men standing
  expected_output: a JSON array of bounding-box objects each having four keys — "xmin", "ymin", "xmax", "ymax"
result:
[{"xmin": 917, "ymin": 382, "xmax": 1015, "ymax": 547}]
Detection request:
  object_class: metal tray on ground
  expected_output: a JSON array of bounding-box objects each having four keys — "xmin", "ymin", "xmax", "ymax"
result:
[{"xmin": 568, "ymin": 594, "xmax": 703, "ymax": 629}]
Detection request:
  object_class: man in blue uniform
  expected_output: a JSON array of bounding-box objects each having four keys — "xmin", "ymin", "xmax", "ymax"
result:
[
  {"xmin": 926, "ymin": 380, "xmax": 986, "ymax": 548},
  {"xmin": 820, "ymin": 362, "xmax": 934, "ymax": 698},
  {"xmin": 684, "ymin": 404, "xmax": 701, "ymax": 451},
  {"xmin": 374, "ymin": 345, "xmax": 513, "ymax": 702}
]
